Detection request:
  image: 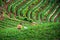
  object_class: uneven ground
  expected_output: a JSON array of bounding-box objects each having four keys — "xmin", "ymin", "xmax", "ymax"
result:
[{"xmin": 0, "ymin": 0, "xmax": 60, "ymax": 40}]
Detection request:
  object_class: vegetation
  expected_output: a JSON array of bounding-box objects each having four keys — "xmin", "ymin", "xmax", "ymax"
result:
[{"xmin": 0, "ymin": 0, "xmax": 60, "ymax": 40}]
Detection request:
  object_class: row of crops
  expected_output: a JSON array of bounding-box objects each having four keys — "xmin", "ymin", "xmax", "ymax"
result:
[
  {"xmin": 0, "ymin": 0, "xmax": 60, "ymax": 22},
  {"xmin": 0, "ymin": 0, "xmax": 60, "ymax": 40}
]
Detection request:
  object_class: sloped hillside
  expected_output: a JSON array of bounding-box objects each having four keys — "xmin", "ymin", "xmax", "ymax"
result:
[{"xmin": 0, "ymin": 0, "xmax": 60, "ymax": 40}]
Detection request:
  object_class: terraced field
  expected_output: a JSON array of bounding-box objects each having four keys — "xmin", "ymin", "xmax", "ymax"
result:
[{"xmin": 0, "ymin": 0, "xmax": 60, "ymax": 40}]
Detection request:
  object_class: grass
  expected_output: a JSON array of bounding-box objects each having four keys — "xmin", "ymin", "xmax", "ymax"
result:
[
  {"xmin": 0, "ymin": 0, "xmax": 60, "ymax": 40},
  {"xmin": 0, "ymin": 21, "xmax": 60, "ymax": 40}
]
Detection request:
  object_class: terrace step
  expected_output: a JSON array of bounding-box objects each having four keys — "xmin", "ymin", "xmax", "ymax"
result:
[{"xmin": 48, "ymin": 5, "xmax": 59, "ymax": 22}]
